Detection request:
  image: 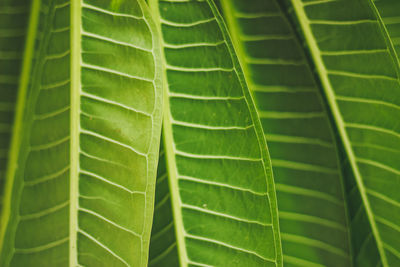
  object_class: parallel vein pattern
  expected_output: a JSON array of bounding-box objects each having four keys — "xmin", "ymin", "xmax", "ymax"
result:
[
  {"xmin": 76, "ymin": 0, "xmax": 162, "ymax": 266},
  {"xmin": 0, "ymin": 0, "xmax": 163, "ymax": 266},
  {"xmin": 288, "ymin": 0, "xmax": 400, "ymax": 266},
  {"xmin": 0, "ymin": 0, "xmax": 30, "ymax": 213},
  {"xmin": 1, "ymin": 1, "xmax": 71, "ymax": 265},
  {"xmin": 374, "ymin": 0, "xmax": 400, "ymax": 60},
  {"xmin": 149, "ymin": 140, "xmax": 179, "ymax": 266},
  {"xmin": 151, "ymin": 0, "xmax": 282, "ymax": 266},
  {"xmin": 221, "ymin": 0, "xmax": 358, "ymax": 266}
]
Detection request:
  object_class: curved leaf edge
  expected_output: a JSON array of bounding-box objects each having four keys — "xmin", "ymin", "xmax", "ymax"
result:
[
  {"xmin": 149, "ymin": 0, "xmax": 284, "ymax": 265},
  {"xmin": 287, "ymin": 0, "xmax": 400, "ymax": 265},
  {"xmin": 207, "ymin": 1, "xmax": 283, "ymax": 265},
  {"xmin": 219, "ymin": 0, "xmax": 358, "ymax": 265},
  {"xmin": 0, "ymin": 0, "xmax": 41, "ymax": 263}
]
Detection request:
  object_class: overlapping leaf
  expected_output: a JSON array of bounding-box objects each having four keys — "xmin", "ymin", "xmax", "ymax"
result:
[
  {"xmin": 374, "ymin": 0, "xmax": 400, "ymax": 61},
  {"xmin": 221, "ymin": 0, "xmax": 357, "ymax": 266},
  {"xmin": 0, "ymin": 0, "xmax": 163, "ymax": 266},
  {"xmin": 0, "ymin": 0, "xmax": 31, "ymax": 214},
  {"xmin": 284, "ymin": 0, "xmax": 400, "ymax": 266},
  {"xmin": 149, "ymin": 137, "xmax": 179, "ymax": 266},
  {"xmin": 149, "ymin": 0, "xmax": 283, "ymax": 266}
]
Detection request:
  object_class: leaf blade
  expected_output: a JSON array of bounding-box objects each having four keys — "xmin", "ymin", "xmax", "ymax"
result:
[
  {"xmin": 0, "ymin": 0, "xmax": 163, "ymax": 266},
  {"xmin": 0, "ymin": 0, "xmax": 31, "ymax": 216},
  {"xmin": 150, "ymin": 0, "xmax": 283, "ymax": 266},
  {"xmin": 149, "ymin": 138, "xmax": 180, "ymax": 266},
  {"xmin": 220, "ymin": 0, "xmax": 359, "ymax": 266},
  {"xmin": 373, "ymin": 0, "xmax": 400, "ymax": 62},
  {"xmin": 288, "ymin": 0, "xmax": 400, "ymax": 265}
]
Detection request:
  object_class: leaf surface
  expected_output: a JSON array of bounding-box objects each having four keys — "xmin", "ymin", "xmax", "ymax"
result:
[
  {"xmin": 149, "ymin": 0, "xmax": 283, "ymax": 266},
  {"xmin": 0, "ymin": 0, "xmax": 31, "ymax": 213},
  {"xmin": 220, "ymin": 0, "xmax": 356, "ymax": 266},
  {"xmin": 149, "ymin": 138, "xmax": 179, "ymax": 266},
  {"xmin": 0, "ymin": 0, "xmax": 163, "ymax": 266},
  {"xmin": 374, "ymin": 0, "xmax": 400, "ymax": 60},
  {"xmin": 286, "ymin": 0, "xmax": 400, "ymax": 266}
]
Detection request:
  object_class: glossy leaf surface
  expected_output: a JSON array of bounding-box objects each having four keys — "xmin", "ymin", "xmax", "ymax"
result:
[
  {"xmin": 0, "ymin": 0, "xmax": 163, "ymax": 266},
  {"xmin": 150, "ymin": 0, "xmax": 283, "ymax": 266}
]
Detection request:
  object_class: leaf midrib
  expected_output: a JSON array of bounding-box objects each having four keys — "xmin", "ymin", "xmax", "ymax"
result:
[
  {"xmin": 289, "ymin": 0, "xmax": 389, "ymax": 265},
  {"xmin": 149, "ymin": 0, "xmax": 189, "ymax": 265},
  {"xmin": 70, "ymin": 0, "xmax": 81, "ymax": 265},
  {"xmin": 221, "ymin": 1, "xmax": 356, "ymax": 265}
]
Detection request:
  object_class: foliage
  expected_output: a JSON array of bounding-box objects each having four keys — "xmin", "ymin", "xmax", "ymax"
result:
[{"xmin": 0, "ymin": 0, "xmax": 399, "ymax": 266}]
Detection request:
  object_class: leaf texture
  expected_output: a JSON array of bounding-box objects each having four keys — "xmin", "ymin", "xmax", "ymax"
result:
[
  {"xmin": 149, "ymin": 138, "xmax": 180, "ymax": 266},
  {"xmin": 0, "ymin": 0, "xmax": 163, "ymax": 266},
  {"xmin": 149, "ymin": 0, "xmax": 283, "ymax": 266},
  {"xmin": 0, "ymin": 0, "xmax": 30, "ymax": 213},
  {"xmin": 374, "ymin": 0, "xmax": 400, "ymax": 60},
  {"xmin": 221, "ymin": 0, "xmax": 356, "ymax": 266},
  {"xmin": 220, "ymin": 0, "xmax": 392, "ymax": 266},
  {"xmin": 286, "ymin": 0, "xmax": 400, "ymax": 266}
]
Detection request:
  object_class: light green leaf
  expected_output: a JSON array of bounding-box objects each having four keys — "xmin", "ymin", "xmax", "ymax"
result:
[
  {"xmin": 285, "ymin": 0, "xmax": 400, "ymax": 266},
  {"xmin": 149, "ymin": 0, "xmax": 282, "ymax": 266},
  {"xmin": 0, "ymin": 0, "xmax": 31, "ymax": 214},
  {"xmin": 0, "ymin": 0, "xmax": 163, "ymax": 266}
]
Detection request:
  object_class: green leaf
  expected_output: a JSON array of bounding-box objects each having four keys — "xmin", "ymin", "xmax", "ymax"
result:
[
  {"xmin": 221, "ymin": 0, "xmax": 359, "ymax": 266},
  {"xmin": 149, "ymin": 136, "xmax": 180, "ymax": 266},
  {"xmin": 285, "ymin": 0, "xmax": 400, "ymax": 266},
  {"xmin": 0, "ymin": 0, "xmax": 163, "ymax": 266},
  {"xmin": 374, "ymin": 0, "xmax": 400, "ymax": 60},
  {"xmin": 0, "ymin": 0, "xmax": 31, "ymax": 214},
  {"xmin": 149, "ymin": 0, "xmax": 283, "ymax": 266}
]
